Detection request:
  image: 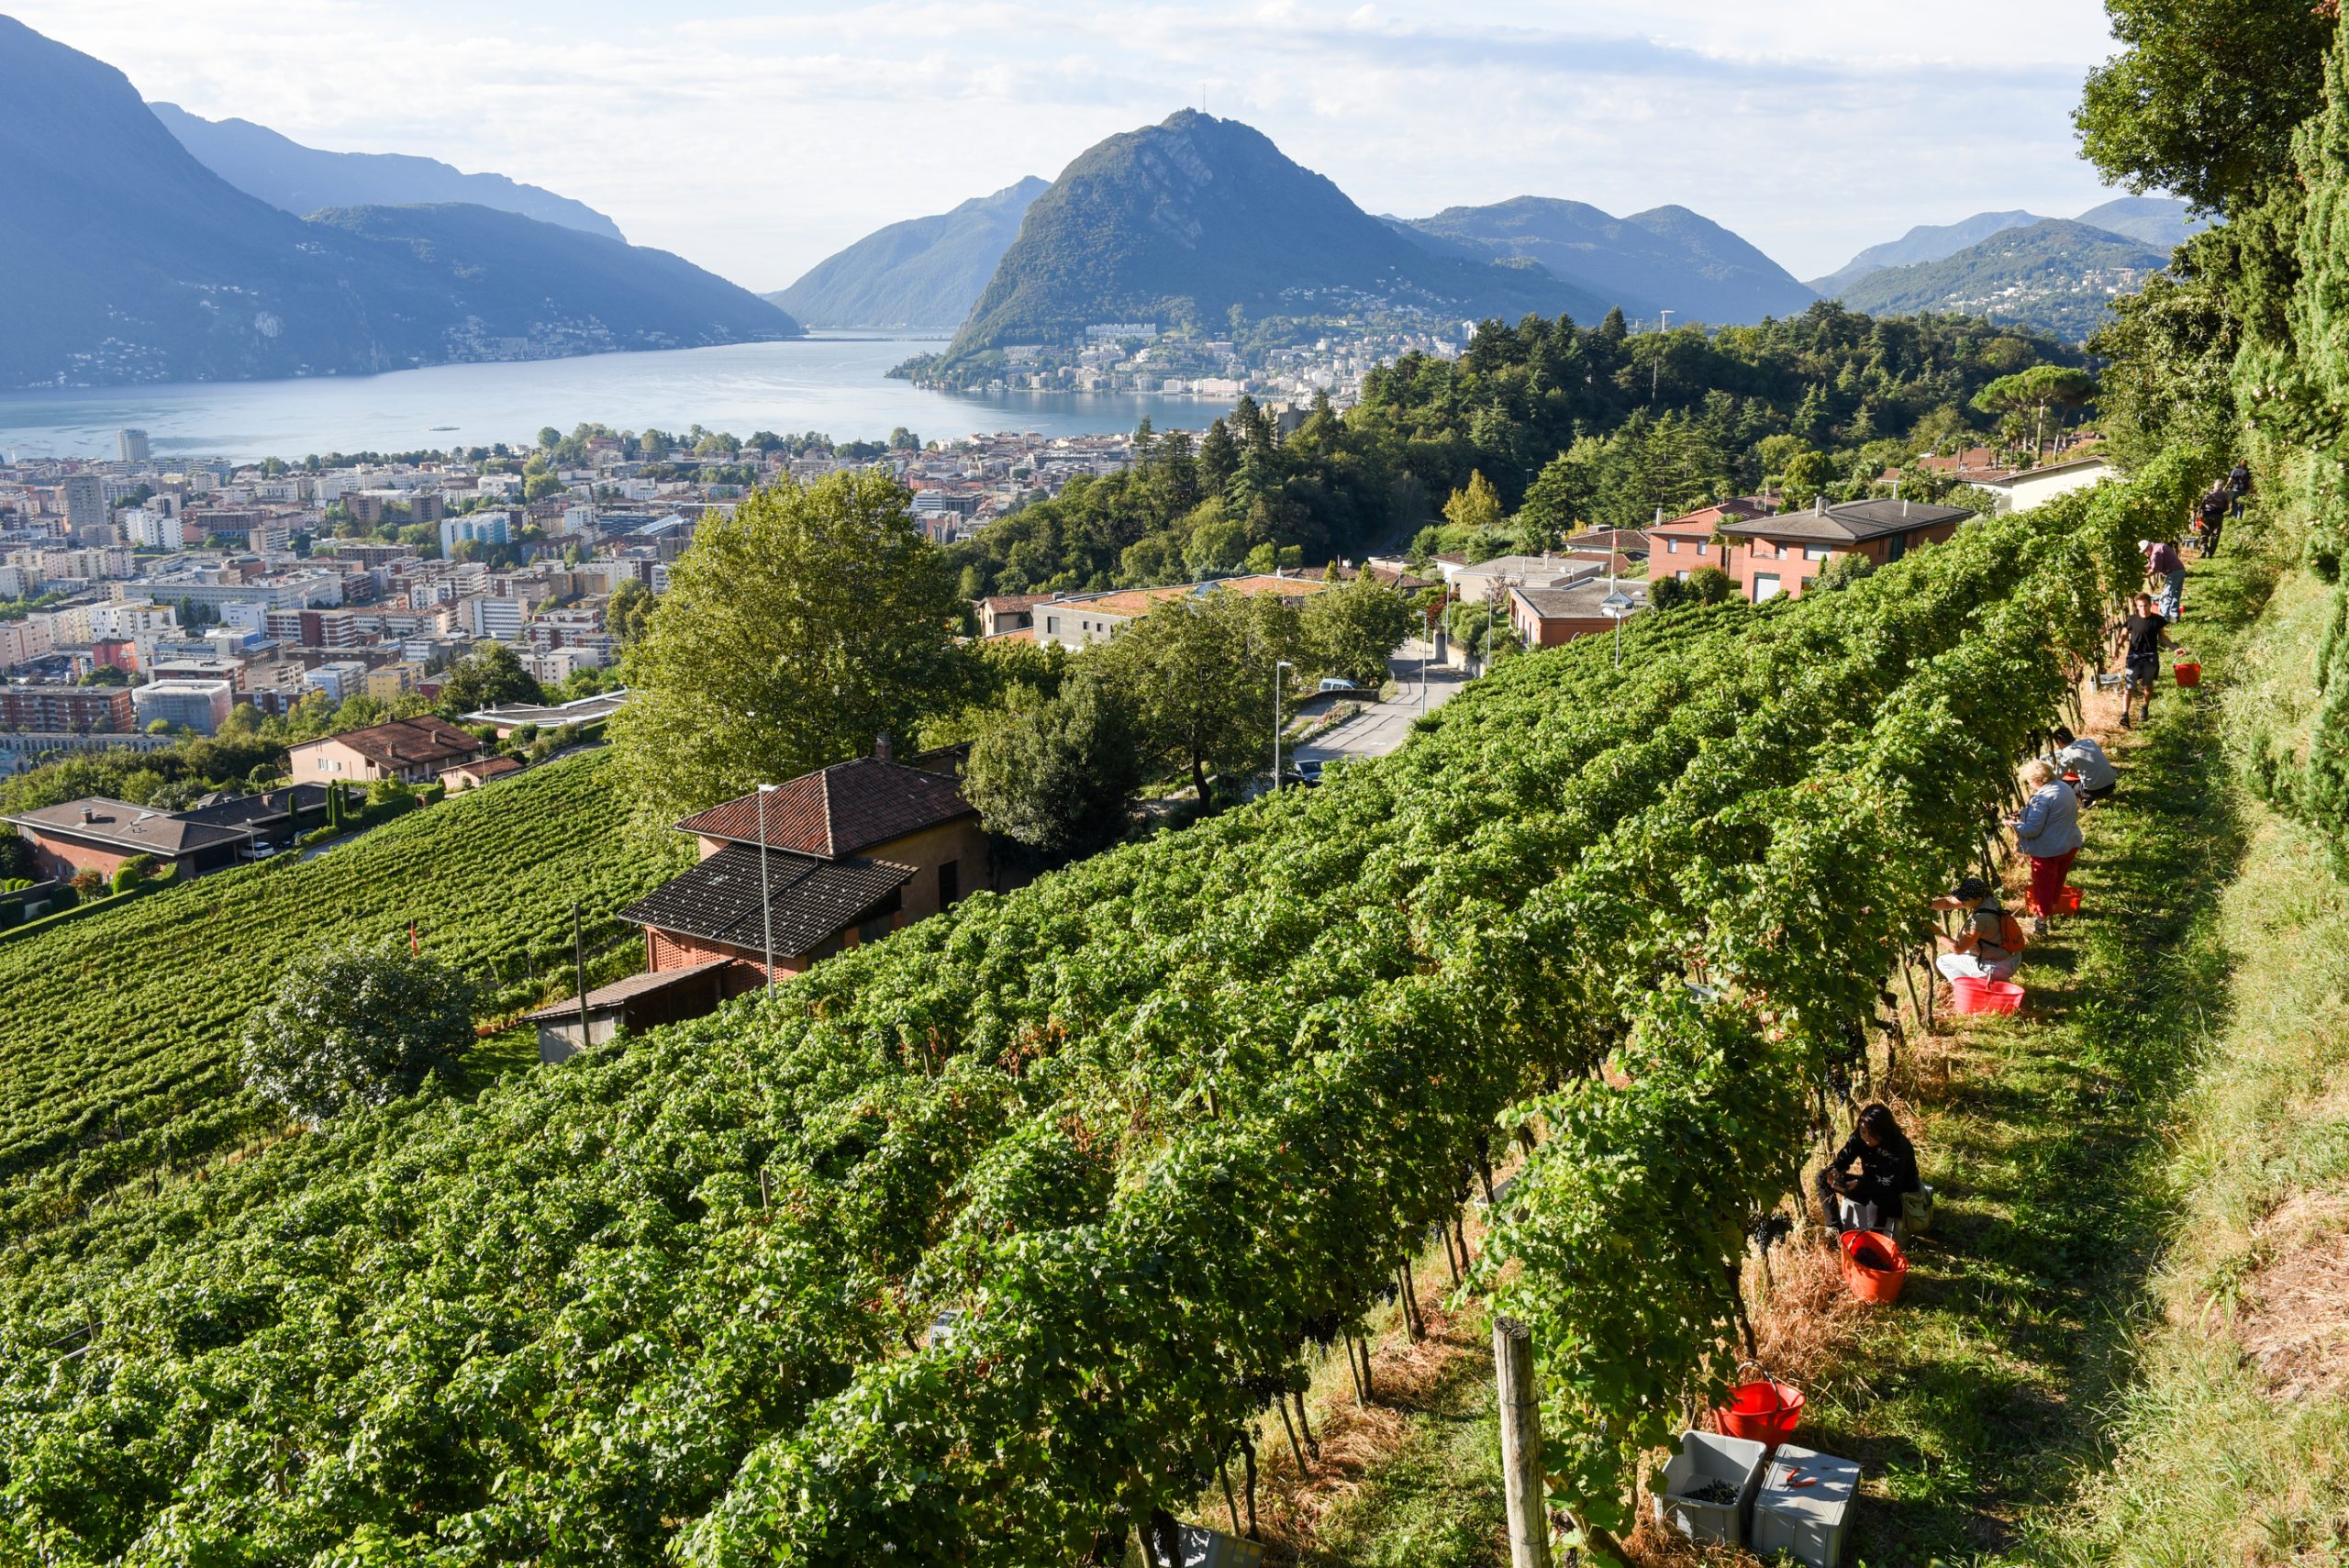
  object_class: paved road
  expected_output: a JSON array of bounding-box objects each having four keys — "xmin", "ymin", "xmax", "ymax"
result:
[{"xmin": 1293, "ymin": 644, "xmax": 1467, "ymax": 766}]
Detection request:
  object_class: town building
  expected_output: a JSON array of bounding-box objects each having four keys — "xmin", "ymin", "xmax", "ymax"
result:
[
  {"xmin": 531, "ymin": 740, "xmax": 1000, "ymax": 1062},
  {"xmin": 288, "ymin": 715, "xmax": 492, "ymax": 785},
  {"xmin": 3, "ymin": 786, "xmax": 326, "ymax": 881},
  {"xmin": 1031, "ymin": 573, "xmax": 1334, "ymax": 652},
  {"xmin": 1508, "ymin": 579, "xmax": 1651, "ymax": 650},
  {"xmin": 1714, "ymin": 497, "xmax": 1976, "ymax": 601},
  {"xmin": 131, "ymin": 679, "xmax": 234, "ymax": 735},
  {"xmin": 0, "ymin": 684, "xmax": 135, "ymax": 733}
]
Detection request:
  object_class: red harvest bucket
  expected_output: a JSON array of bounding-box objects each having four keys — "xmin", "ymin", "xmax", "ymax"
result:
[
  {"xmin": 1949, "ymin": 976, "xmax": 2024, "ymax": 1015},
  {"xmin": 2174, "ymin": 660, "xmax": 2202, "ymax": 687},
  {"xmin": 1840, "ymin": 1229, "xmax": 1910, "ymax": 1305},
  {"xmin": 1715, "ymin": 1377, "xmax": 1805, "ymax": 1443},
  {"xmin": 2030, "ymin": 884, "xmax": 2083, "ymax": 917}
]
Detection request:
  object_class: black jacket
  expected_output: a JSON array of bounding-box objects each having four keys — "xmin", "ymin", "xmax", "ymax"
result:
[{"xmin": 1824, "ymin": 1132, "xmax": 1920, "ymax": 1209}]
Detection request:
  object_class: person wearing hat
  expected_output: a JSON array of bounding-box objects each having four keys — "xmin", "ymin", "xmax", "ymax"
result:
[{"xmin": 1932, "ymin": 876, "xmax": 2025, "ymax": 983}]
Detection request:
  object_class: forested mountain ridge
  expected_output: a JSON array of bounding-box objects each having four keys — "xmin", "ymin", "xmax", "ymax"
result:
[
  {"xmin": 1831, "ymin": 217, "xmax": 2170, "ymax": 344},
  {"xmin": 947, "ymin": 302, "xmax": 2067, "ymax": 600},
  {"xmin": 0, "ymin": 17, "xmax": 796, "ymax": 387},
  {"xmin": 1806, "ymin": 209, "xmax": 2047, "ymax": 295},
  {"xmin": 946, "ymin": 111, "xmax": 1613, "ymax": 357},
  {"xmin": 769, "ymin": 177, "xmax": 1048, "ymax": 329},
  {"xmin": 1402, "ymin": 196, "xmax": 1816, "ymax": 325},
  {"xmin": 150, "ymin": 102, "xmax": 626, "ymax": 240}
]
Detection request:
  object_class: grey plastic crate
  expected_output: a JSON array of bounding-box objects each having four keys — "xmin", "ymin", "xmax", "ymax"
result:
[
  {"xmin": 1654, "ymin": 1428, "xmax": 1767, "ymax": 1546},
  {"xmin": 1751, "ymin": 1442, "xmax": 1861, "ymax": 1567}
]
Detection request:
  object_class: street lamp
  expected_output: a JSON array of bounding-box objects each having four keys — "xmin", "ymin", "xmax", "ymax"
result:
[
  {"xmin": 1598, "ymin": 584, "xmax": 1634, "ymax": 670},
  {"xmin": 756, "ymin": 782, "xmax": 780, "ymax": 991},
  {"xmin": 1272, "ymin": 659, "xmax": 1294, "ymax": 789}
]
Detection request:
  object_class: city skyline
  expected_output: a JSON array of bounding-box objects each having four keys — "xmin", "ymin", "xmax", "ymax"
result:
[{"xmin": 11, "ymin": 0, "xmax": 2139, "ymax": 292}]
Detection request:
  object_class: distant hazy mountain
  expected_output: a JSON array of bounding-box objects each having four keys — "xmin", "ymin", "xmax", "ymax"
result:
[
  {"xmin": 1807, "ymin": 210, "xmax": 2047, "ymax": 295},
  {"xmin": 769, "ymin": 178, "xmax": 1047, "ymax": 330},
  {"xmin": 1831, "ymin": 218, "xmax": 2169, "ymax": 343},
  {"xmin": 150, "ymin": 102, "xmax": 626, "ymax": 240},
  {"xmin": 0, "ymin": 17, "xmax": 796, "ymax": 388},
  {"xmin": 1402, "ymin": 196, "xmax": 1813, "ymax": 326},
  {"xmin": 2074, "ymin": 195, "xmax": 2210, "ymax": 252},
  {"xmin": 949, "ymin": 111, "xmax": 1613, "ymax": 357}
]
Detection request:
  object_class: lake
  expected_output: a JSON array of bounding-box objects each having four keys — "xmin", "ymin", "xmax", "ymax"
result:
[{"xmin": 0, "ymin": 335, "xmax": 1239, "ymax": 463}]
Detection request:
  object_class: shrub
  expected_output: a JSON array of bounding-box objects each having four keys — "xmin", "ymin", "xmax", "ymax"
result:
[
  {"xmin": 109, "ymin": 854, "xmax": 157, "ymax": 895},
  {"xmin": 239, "ymin": 943, "xmax": 479, "ymax": 1121},
  {"xmin": 68, "ymin": 870, "xmax": 104, "ymax": 899}
]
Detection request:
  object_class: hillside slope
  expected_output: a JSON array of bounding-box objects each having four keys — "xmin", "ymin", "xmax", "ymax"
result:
[
  {"xmin": 0, "ymin": 750, "xmax": 676, "ymax": 1238},
  {"xmin": 950, "ymin": 111, "xmax": 1611, "ymax": 354},
  {"xmin": 0, "ymin": 17, "xmax": 796, "ymax": 387},
  {"xmin": 1404, "ymin": 195, "xmax": 1813, "ymax": 325},
  {"xmin": 150, "ymin": 102, "xmax": 626, "ymax": 240},
  {"xmin": 769, "ymin": 177, "xmax": 1046, "ymax": 329},
  {"xmin": 2074, "ymin": 194, "xmax": 2210, "ymax": 251},
  {"xmin": 1831, "ymin": 217, "xmax": 2168, "ymax": 342}
]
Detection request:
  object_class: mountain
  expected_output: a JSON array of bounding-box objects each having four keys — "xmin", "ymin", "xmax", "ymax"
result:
[
  {"xmin": 2073, "ymin": 195, "xmax": 2210, "ymax": 252},
  {"xmin": 1806, "ymin": 210, "xmax": 2047, "ymax": 295},
  {"xmin": 1400, "ymin": 196, "xmax": 1812, "ymax": 326},
  {"xmin": 0, "ymin": 17, "xmax": 796, "ymax": 389},
  {"xmin": 1831, "ymin": 217, "xmax": 2169, "ymax": 343},
  {"xmin": 150, "ymin": 102, "xmax": 626, "ymax": 240},
  {"xmin": 769, "ymin": 177, "xmax": 1047, "ymax": 330},
  {"xmin": 949, "ymin": 111, "xmax": 1614, "ymax": 356}
]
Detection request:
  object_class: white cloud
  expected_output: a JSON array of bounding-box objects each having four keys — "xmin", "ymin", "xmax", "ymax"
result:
[{"xmin": 11, "ymin": 0, "xmax": 2128, "ymax": 288}]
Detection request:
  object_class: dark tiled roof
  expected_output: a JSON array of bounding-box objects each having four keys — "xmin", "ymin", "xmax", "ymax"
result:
[
  {"xmin": 4, "ymin": 798, "xmax": 248, "ymax": 857},
  {"xmin": 172, "ymin": 784, "xmax": 327, "ymax": 829},
  {"xmin": 1720, "ymin": 499, "xmax": 1974, "ymax": 546},
  {"xmin": 620, "ymin": 843, "xmax": 911, "ymax": 957},
  {"xmin": 674, "ymin": 757, "xmax": 974, "ymax": 858},
  {"xmin": 521, "ymin": 960, "xmax": 732, "ymax": 1023},
  {"xmin": 300, "ymin": 715, "xmax": 487, "ymax": 770}
]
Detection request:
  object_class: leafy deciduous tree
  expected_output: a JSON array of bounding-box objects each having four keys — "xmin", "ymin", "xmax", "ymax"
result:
[{"xmin": 239, "ymin": 944, "xmax": 479, "ymax": 1121}]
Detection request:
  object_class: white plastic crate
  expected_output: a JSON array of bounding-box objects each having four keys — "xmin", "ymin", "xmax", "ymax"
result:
[
  {"xmin": 1751, "ymin": 1442, "xmax": 1861, "ymax": 1567},
  {"xmin": 1653, "ymin": 1428, "xmax": 1767, "ymax": 1546},
  {"xmin": 1177, "ymin": 1524, "xmax": 1264, "ymax": 1568}
]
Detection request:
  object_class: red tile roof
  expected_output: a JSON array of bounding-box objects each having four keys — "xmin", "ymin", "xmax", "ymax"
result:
[
  {"xmin": 299, "ymin": 715, "xmax": 487, "ymax": 770},
  {"xmin": 674, "ymin": 756, "xmax": 975, "ymax": 858}
]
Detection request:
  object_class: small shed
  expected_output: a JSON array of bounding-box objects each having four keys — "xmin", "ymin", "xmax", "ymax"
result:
[
  {"xmin": 441, "ymin": 755, "xmax": 525, "ymax": 792},
  {"xmin": 524, "ymin": 960, "xmax": 733, "ymax": 1063}
]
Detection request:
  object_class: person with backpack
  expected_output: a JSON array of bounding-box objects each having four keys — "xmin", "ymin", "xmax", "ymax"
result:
[
  {"xmin": 1815, "ymin": 1103, "xmax": 1922, "ymax": 1234},
  {"xmin": 2198, "ymin": 484, "xmax": 2231, "ymax": 559},
  {"xmin": 2228, "ymin": 461, "xmax": 2254, "ymax": 525},
  {"xmin": 1932, "ymin": 876, "xmax": 2025, "ymax": 983},
  {"xmin": 2119, "ymin": 591, "xmax": 2174, "ymax": 728},
  {"xmin": 2010, "ymin": 756, "xmax": 2083, "ymax": 932},
  {"xmin": 2143, "ymin": 536, "xmax": 2187, "ymax": 621},
  {"xmin": 2045, "ymin": 725, "xmax": 2118, "ymax": 806}
]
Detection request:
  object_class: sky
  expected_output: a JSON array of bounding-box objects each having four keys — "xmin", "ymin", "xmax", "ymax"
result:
[{"xmin": 14, "ymin": 0, "xmax": 2133, "ymax": 291}]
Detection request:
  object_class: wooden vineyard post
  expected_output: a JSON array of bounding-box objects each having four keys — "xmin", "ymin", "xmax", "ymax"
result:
[{"xmin": 1494, "ymin": 1316, "xmax": 1551, "ymax": 1568}]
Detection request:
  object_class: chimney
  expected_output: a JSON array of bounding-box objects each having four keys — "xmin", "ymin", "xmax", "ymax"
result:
[
  {"xmin": 874, "ymin": 733, "xmax": 894, "ymax": 763},
  {"xmin": 1813, "ymin": 494, "xmax": 1825, "ymax": 517},
  {"xmin": 80, "ymin": 806, "xmax": 95, "ymax": 824}
]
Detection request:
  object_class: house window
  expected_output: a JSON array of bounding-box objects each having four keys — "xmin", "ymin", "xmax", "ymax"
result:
[
  {"xmin": 1676, "ymin": 570, "xmax": 1691, "ymax": 581},
  {"xmin": 1886, "ymin": 534, "xmax": 1907, "ymax": 563},
  {"xmin": 1696, "ymin": 541, "xmax": 1709, "ymax": 557},
  {"xmin": 1664, "ymin": 539, "xmax": 1679, "ymax": 555},
  {"xmin": 1045, "ymin": 615, "xmax": 1061, "ymax": 635},
  {"xmin": 939, "ymin": 859, "xmax": 960, "ymax": 906},
  {"xmin": 1753, "ymin": 573, "xmax": 1783, "ymax": 602},
  {"xmin": 1805, "ymin": 545, "xmax": 1830, "ymax": 562}
]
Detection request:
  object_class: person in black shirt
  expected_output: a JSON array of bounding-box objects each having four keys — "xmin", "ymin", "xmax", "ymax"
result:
[
  {"xmin": 2119, "ymin": 592, "xmax": 2173, "ymax": 728},
  {"xmin": 1816, "ymin": 1103, "xmax": 1921, "ymax": 1233},
  {"xmin": 2198, "ymin": 484, "xmax": 2230, "ymax": 559},
  {"xmin": 2228, "ymin": 461, "xmax": 2253, "ymax": 525}
]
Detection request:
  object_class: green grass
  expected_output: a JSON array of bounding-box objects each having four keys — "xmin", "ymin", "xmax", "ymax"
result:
[
  {"xmin": 1300, "ymin": 1314, "xmax": 1510, "ymax": 1568},
  {"xmin": 1731, "ymin": 541, "xmax": 2276, "ymax": 1564}
]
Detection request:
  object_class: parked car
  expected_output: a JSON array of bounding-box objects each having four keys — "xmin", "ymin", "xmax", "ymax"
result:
[
  {"xmin": 1293, "ymin": 759, "xmax": 1324, "ymax": 785},
  {"xmin": 1317, "ymin": 677, "xmax": 1362, "ymax": 694}
]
